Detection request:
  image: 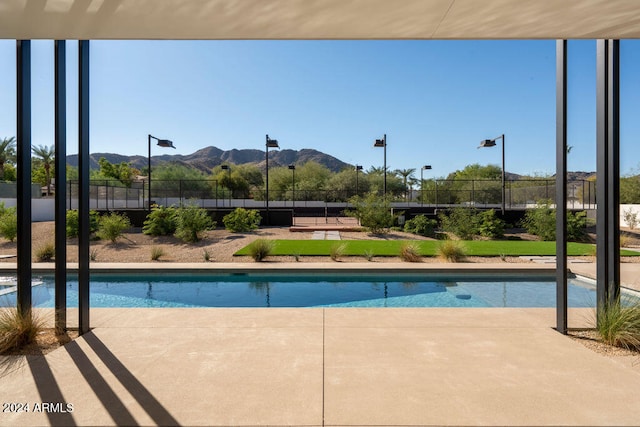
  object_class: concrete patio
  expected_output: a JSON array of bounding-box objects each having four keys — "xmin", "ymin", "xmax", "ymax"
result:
[{"xmin": 2, "ymin": 262, "xmax": 640, "ymax": 426}]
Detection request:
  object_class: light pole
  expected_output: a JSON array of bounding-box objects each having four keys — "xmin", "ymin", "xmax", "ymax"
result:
[
  {"xmin": 421, "ymin": 165, "xmax": 432, "ymax": 206},
  {"xmin": 478, "ymin": 134, "xmax": 505, "ymax": 215},
  {"xmin": 221, "ymin": 164, "xmax": 231, "ymax": 207},
  {"xmin": 265, "ymin": 134, "xmax": 279, "ymax": 225},
  {"xmin": 148, "ymin": 134, "xmax": 175, "ymax": 211},
  {"xmin": 288, "ymin": 164, "xmax": 296, "ymax": 209},
  {"xmin": 355, "ymin": 165, "xmax": 363, "ymax": 197},
  {"xmin": 374, "ymin": 134, "xmax": 387, "ymax": 197}
]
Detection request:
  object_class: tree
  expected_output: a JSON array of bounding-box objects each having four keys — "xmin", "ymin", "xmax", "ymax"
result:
[
  {"xmin": 345, "ymin": 192, "xmax": 395, "ymax": 234},
  {"xmin": 31, "ymin": 144, "xmax": 54, "ymax": 195},
  {"xmin": 0, "ymin": 137, "xmax": 16, "ymax": 181},
  {"xmin": 395, "ymin": 168, "xmax": 416, "ymax": 201},
  {"xmin": 98, "ymin": 157, "xmax": 139, "ymax": 187}
]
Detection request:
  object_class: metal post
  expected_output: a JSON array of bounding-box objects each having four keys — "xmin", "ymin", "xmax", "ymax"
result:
[
  {"xmin": 596, "ymin": 39, "xmax": 621, "ymax": 314},
  {"xmin": 383, "ymin": 134, "xmax": 387, "ymax": 197},
  {"xmin": 54, "ymin": 40, "xmax": 67, "ymax": 333},
  {"xmin": 556, "ymin": 39, "xmax": 568, "ymax": 334},
  {"xmin": 421, "ymin": 168, "xmax": 424, "ymax": 206},
  {"xmin": 265, "ymin": 135, "xmax": 270, "ymax": 224},
  {"xmin": 501, "ymin": 134, "xmax": 505, "ymax": 215},
  {"xmin": 78, "ymin": 40, "xmax": 90, "ymax": 335},
  {"xmin": 147, "ymin": 134, "xmax": 151, "ymax": 211},
  {"xmin": 16, "ymin": 40, "xmax": 32, "ymax": 316}
]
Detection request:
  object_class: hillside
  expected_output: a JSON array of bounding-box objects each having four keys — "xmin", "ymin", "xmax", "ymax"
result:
[{"xmin": 66, "ymin": 146, "xmax": 351, "ymax": 173}]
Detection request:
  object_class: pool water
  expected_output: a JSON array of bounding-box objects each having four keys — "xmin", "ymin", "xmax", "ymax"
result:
[{"xmin": 0, "ymin": 274, "xmax": 601, "ymax": 308}]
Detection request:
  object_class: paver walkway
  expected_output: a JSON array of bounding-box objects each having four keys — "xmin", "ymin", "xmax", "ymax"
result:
[{"xmin": 311, "ymin": 230, "xmax": 341, "ymax": 240}]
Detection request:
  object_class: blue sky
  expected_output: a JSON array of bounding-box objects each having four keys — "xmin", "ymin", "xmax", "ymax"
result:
[{"xmin": 1, "ymin": 39, "xmax": 639, "ymax": 177}]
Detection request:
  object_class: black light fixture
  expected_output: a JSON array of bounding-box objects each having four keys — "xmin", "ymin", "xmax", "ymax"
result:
[
  {"xmin": 355, "ymin": 165, "xmax": 363, "ymax": 197},
  {"xmin": 421, "ymin": 165, "xmax": 432, "ymax": 206},
  {"xmin": 373, "ymin": 134, "xmax": 387, "ymax": 197},
  {"xmin": 148, "ymin": 134, "xmax": 175, "ymax": 211},
  {"xmin": 478, "ymin": 133, "xmax": 505, "ymax": 214},
  {"xmin": 265, "ymin": 134, "xmax": 280, "ymax": 224},
  {"xmin": 288, "ymin": 164, "xmax": 296, "ymax": 209}
]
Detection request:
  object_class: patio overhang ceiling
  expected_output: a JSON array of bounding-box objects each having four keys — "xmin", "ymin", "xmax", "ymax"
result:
[{"xmin": 1, "ymin": 0, "xmax": 640, "ymax": 40}]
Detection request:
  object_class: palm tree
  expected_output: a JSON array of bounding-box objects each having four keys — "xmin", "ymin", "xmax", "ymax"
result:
[
  {"xmin": 0, "ymin": 137, "xmax": 16, "ymax": 181},
  {"xmin": 395, "ymin": 168, "xmax": 416, "ymax": 201},
  {"xmin": 32, "ymin": 144, "xmax": 55, "ymax": 196}
]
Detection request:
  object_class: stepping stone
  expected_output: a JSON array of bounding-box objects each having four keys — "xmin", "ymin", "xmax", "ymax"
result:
[
  {"xmin": 312, "ymin": 231, "xmax": 326, "ymax": 240},
  {"xmin": 325, "ymin": 231, "xmax": 341, "ymax": 240}
]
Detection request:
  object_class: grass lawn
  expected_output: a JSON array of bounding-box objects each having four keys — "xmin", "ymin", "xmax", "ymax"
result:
[{"xmin": 235, "ymin": 239, "xmax": 640, "ymax": 257}]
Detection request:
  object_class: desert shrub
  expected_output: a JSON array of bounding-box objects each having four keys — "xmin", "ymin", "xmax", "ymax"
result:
[
  {"xmin": 0, "ymin": 308, "xmax": 44, "ymax": 354},
  {"xmin": 403, "ymin": 214, "xmax": 437, "ymax": 237},
  {"xmin": 437, "ymin": 240, "xmax": 466, "ymax": 262},
  {"xmin": 521, "ymin": 200, "xmax": 556, "ymax": 241},
  {"xmin": 566, "ymin": 210, "xmax": 588, "ymax": 241},
  {"xmin": 477, "ymin": 209, "xmax": 505, "ymax": 238},
  {"xmin": 150, "ymin": 246, "xmax": 165, "ymax": 261},
  {"xmin": 596, "ymin": 297, "xmax": 640, "ymax": 350},
  {"xmin": 620, "ymin": 233, "xmax": 631, "ymax": 248},
  {"xmin": 223, "ymin": 208, "xmax": 261, "ymax": 232},
  {"xmin": 66, "ymin": 209, "xmax": 100, "ymax": 238},
  {"xmin": 248, "ymin": 239, "xmax": 274, "ymax": 261},
  {"xmin": 0, "ymin": 207, "xmax": 17, "ymax": 242},
  {"xmin": 34, "ymin": 242, "xmax": 55, "ymax": 262},
  {"xmin": 203, "ymin": 249, "xmax": 211, "ymax": 261},
  {"xmin": 522, "ymin": 200, "xmax": 587, "ymax": 241},
  {"xmin": 345, "ymin": 193, "xmax": 394, "ymax": 234},
  {"xmin": 399, "ymin": 241, "xmax": 421, "ymax": 262},
  {"xmin": 97, "ymin": 212, "xmax": 131, "ymax": 243},
  {"xmin": 329, "ymin": 243, "xmax": 346, "ymax": 261},
  {"xmin": 623, "ymin": 208, "xmax": 639, "ymax": 230},
  {"xmin": 90, "ymin": 248, "xmax": 98, "ymax": 261},
  {"xmin": 364, "ymin": 249, "xmax": 374, "ymax": 262},
  {"xmin": 174, "ymin": 204, "xmax": 215, "ymax": 243},
  {"xmin": 143, "ymin": 205, "xmax": 177, "ymax": 236},
  {"xmin": 439, "ymin": 208, "xmax": 478, "ymax": 240}
]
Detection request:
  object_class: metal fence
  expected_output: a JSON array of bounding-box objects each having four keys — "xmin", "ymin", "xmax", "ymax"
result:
[{"xmin": 66, "ymin": 178, "xmax": 596, "ymax": 210}]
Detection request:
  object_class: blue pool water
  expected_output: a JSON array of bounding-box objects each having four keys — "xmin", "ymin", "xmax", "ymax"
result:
[{"xmin": 0, "ymin": 274, "xmax": 602, "ymax": 308}]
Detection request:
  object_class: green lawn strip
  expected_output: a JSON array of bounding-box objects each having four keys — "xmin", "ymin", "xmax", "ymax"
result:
[{"xmin": 234, "ymin": 239, "xmax": 639, "ymax": 257}]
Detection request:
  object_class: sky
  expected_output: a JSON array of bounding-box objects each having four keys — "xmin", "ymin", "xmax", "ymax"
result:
[{"xmin": 1, "ymin": 39, "xmax": 640, "ymax": 178}]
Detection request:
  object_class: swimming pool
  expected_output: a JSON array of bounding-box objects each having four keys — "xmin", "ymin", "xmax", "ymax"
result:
[{"xmin": 0, "ymin": 273, "xmax": 603, "ymax": 308}]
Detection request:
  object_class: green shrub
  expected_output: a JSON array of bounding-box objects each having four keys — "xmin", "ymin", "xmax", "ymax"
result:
[
  {"xmin": 96, "ymin": 212, "xmax": 131, "ymax": 243},
  {"xmin": 623, "ymin": 208, "xmax": 639, "ymax": 230},
  {"xmin": 477, "ymin": 209, "xmax": 505, "ymax": 238},
  {"xmin": 66, "ymin": 209, "xmax": 100, "ymax": 238},
  {"xmin": 399, "ymin": 242, "xmax": 421, "ymax": 262},
  {"xmin": 34, "ymin": 242, "xmax": 55, "ymax": 262},
  {"xmin": 203, "ymin": 249, "xmax": 211, "ymax": 261},
  {"xmin": 346, "ymin": 193, "xmax": 394, "ymax": 234},
  {"xmin": 439, "ymin": 208, "xmax": 478, "ymax": 240},
  {"xmin": 174, "ymin": 204, "xmax": 215, "ymax": 243},
  {"xmin": 329, "ymin": 243, "xmax": 346, "ymax": 261},
  {"xmin": 437, "ymin": 240, "xmax": 466, "ymax": 262},
  {"xmin": 143, "ymin": 205, "xmax": 177, "ymax": 236},
  {"xmin": 521, "ymin": 200, "xmax": 556, "ymax": 241},
  {"xmin": 223, "ymin": 208, "xmax": 261, "ymax": 232},
  {"xmin": 403, "ymin": 214, "xmax": 437, "ymax": 237},
  {"xmin": 0, "ymin": 208, "xmax": 17, "ymax": 242},
  {"xmin": 522, "ymin": 200, "xmax": 587, "ymax": 241},
  {"xmin": 0, "ymin": 308, "xmax": 44, "ymax": 354},
  {"xmin": 150, "ymin": 246, "xmax": 165, "ymax": 261},
  {"xmin": 248, "ymin": 239, "xmax": 274, "ymax": 261},
  {"xmin": 596, "ymin": 297, "xmax": 640, "ymax": 350}
]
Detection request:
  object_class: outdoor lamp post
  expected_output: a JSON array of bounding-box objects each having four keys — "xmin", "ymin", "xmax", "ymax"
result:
[
  {"xmin": 148, "ymin": 134, "xmax": 175, "ymax": 211},
  {"xmin": 373, "ymin": 134, "xmax": 387, "ymax": 197},
  {"xmin": 221, "ymin": 164, "xmax": 231, "ymax": 207},
  {"xmin": 265, "ymin": 134, "xmax": 279, "ymax": 224},
  {"xmin": 355, "ymin": 165, "xmax": 363, "ymax": 197},
  {"xmin": 421, "ymin": 165, "xmax": 432, "ymax": 206},
  {"xmin": 288, "ymin": 164, "xmax": 296, "ymax": 209},
  {"xmin": 478, "ymin": 134, "xmax": 506, "ymax": 215}
]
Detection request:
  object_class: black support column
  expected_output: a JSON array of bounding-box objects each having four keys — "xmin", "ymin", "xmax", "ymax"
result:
[
  {"xmin": 16, "ymin": 40, "xmax": 32, "ymax": 316},
  {"xmin": 54, "ymin": 40, "xmax": 67, "ymax": 333},
  {"xmin": 78, "ymin": 40, "xmax": 90, "ymax": 334},
  {"xmin": 596, "ymin": 39, "xmax": 620, "ymax": 313},
  {"xmin": 556, "ymin": 40, "xmax": 568, "ymax": 334}
]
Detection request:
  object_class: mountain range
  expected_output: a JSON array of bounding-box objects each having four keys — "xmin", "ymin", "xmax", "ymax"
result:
[{"xmin": 66, "ymin": 146, "xmax": 351, "ymax": 173}]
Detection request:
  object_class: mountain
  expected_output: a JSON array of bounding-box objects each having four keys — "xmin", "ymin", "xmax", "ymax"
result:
[{"xmin": 66, "ymin": 146, "xmax": 351, "ymax": 173}]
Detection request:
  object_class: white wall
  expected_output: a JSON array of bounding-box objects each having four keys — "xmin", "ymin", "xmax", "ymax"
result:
[{"xmin": 0, "ymin": 198, "xmax": 55, "ymax": 222}]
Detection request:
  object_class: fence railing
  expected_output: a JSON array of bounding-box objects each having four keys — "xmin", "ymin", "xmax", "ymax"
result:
[{"xmin": 65, "ymin": 178, "xmax": 596, "ymax": 210}]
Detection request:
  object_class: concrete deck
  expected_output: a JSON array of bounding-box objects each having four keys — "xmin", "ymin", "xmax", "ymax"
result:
[
  {"xmin": 2, "ymin": 262, "xmax": 640, "ymax": 426},
  {"xmin": 1, "ymin": 307, "xmax": 640, "ymax": 426}
]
